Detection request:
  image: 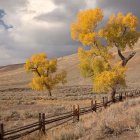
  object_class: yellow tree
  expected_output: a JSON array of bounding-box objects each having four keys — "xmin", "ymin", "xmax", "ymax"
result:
[
  {"xmin": 25, "ymin": 53, "xmax": 67, "ymax": 96},
  {"xmin": 71, "ymin": 8, "xmax": 140, "ymax": 101}
]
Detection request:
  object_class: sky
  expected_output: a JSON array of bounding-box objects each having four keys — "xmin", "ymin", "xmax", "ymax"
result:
[{"xmin": 0, "ymin": 0, "xmax": 140, "ymax": 66}]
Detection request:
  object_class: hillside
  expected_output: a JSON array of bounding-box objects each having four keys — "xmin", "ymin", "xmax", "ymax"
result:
[
  {"xmin": 0, "ymin": 43, "xmax": 140, "ymax": 140},
  {"xmin": 0, "ymin": 41, "xmax": 140, "ymax": 90}
]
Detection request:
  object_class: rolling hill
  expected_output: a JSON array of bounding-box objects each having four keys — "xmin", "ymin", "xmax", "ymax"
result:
[{"xmin": 0, "ymin": 41, "xmax": 140, "ymax": 90}]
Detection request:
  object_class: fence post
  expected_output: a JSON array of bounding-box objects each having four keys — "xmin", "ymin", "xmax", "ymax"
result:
[
  {"xmin": 39, "ymin": 113, "xmax": 42, "ymax": 132},
  {"xmin": 131, "ymin": 92, "xmax": 134, "ymax": 97},
  {"xmin": 119, "ymin": 92, "xmax": 123, "ymax": 101},
  {"xmin": 0, "ymin": 123, "xmax": 4, "ymax": 140},
  {"xmin": 124, "ymin": 92, "xmax": 127, "ymax": 99},
  {"xmin": 42, "ymin": 113, "xmax": 46, "ymax": 134},
  {"xmin": 92, "ymin": 100, "xmax": 97, "ymax": 112},
  {"xmin": 105, "ymin": 97, "xmax": 108, "ymax": 108},
  {"xmin": 73, "ymin": 105, "xmax": 76, "ymax": 123},
  {"xmin": 91, "ymin": 100, "xmax": 96, "ymax": 112},
  {"xmin": 77, "ymin": 105, "xmax": 80, "ymax": 121},
  {"xmin": 91, "ymin": 99, "xmax": 93, "ymax": 112},
  {"xmin": 136, "ymin": 90, "xmax": 138, "ymax": 96}
]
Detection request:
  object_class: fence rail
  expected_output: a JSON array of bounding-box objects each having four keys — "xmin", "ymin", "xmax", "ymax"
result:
[{"xmin": 0, "ymin": 89, "xmax": 140, "ymax": 140}]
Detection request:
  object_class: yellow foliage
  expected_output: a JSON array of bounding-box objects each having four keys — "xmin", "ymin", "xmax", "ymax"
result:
[
  {"xmin": 71, "ymin": 8, "xmax": 103, "ymax": 46},
  {"xmin": 24, "ymin": 53, "xmax": 67, "ymax": 94},
  {"xmin": 78, "ymin": 47, "xmax": 112, "ymax": 78},
  {"xmin": 79, "ymin": 32, "xmax": 96, "ymax": 46},
  {"xmin": 31, "ymin": 76, "xmax": 46, "ymax": 91},
  {"xmin": 71, "ymin": 8, "xmax": 140, "ymax": 93},
  {"xmin": 99, "ymin": 12, "xmax": 139, "ymax": 50},
  {"xmin": 94, "ymin": 63, "xmax": 126, "ymax": 93}
]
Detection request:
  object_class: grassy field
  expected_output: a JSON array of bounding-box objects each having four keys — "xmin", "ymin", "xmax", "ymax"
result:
[
  {"xmin": 21, "ymin": 97, "xmax": 140, "ymax": 140},
  {"xmin": 0, "ymin": 85, "xmax": 109, "ymax": 130},
  {"xmin": 0, "ymin": 41, "xmax": 140, "ymax": 139}
]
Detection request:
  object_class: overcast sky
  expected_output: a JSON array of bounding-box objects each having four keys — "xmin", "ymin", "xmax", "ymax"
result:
[{"xmin": 0, "ymin": 0, "xmax": 140, "ymax": 66}]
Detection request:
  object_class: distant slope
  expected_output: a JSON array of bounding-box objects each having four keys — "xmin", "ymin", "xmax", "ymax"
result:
[
  {"xmin": 0, "ymin": 64, "xmax": 24, "ymax": 72},
  {"xmin": 0, "ymin": 41, "xmax": 140, "ymax": 89}
]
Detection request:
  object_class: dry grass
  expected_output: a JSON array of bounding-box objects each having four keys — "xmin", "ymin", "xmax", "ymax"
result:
[
  {"xmin": 21, "ymin": 97, "xmax": 140, "ymax": 140},
  {"xmin": 0, "ymin": 41, "xmax": 140, "ymax": 139},
  {"xmin": 0, "ymin": 85, "xmax": 109, "ymax": 130},
  {"xmin": 0, "ymin": 86, "xmax": 134, "ymax": 130}
]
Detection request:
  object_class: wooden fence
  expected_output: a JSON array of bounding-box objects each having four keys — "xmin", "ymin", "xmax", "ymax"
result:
[{"xmin": 0, "ymin": 89, "xmax": 140, "ymax": 140}]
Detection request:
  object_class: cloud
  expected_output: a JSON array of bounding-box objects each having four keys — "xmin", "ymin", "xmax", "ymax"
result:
[
  {"xmin": 35, "ymin": 0, "xmax": 86, "ymax": 23},
  {"xmin": 0, "ymin": 0, "xmax": 140, "ymax": 66},
  {"xmin": 0, "ymin": 0, "xmax": 28, "ymax": 13},
  {"xmin": 0, "ymin": 0, "xmax": 83, "ymax": 65},
  {"xmin": 96, "ymin": 0, "xmax": 140, "ymax": 19},
  {"xmin": 0, "ymin": 9, "xmax": 13, "ymax": 30},
  {"xmin": 0, "ymin": 9, "xmax": 6, "ymax": 18},
  {"xmin": 35, "ymin": 8, "xmax": 67, "ymax": 23}
]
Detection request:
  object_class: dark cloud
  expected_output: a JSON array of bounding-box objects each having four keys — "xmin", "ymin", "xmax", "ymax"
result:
[
  {"xmin": 96, "ymin": 0, "xmax": 140, "ymax": 19},
  {"xmin": 29, "ymin": 25, "xmax": 80, "ymax": 57},
  {"xmin": 0, "ymin": 9, "xmax": 13, "ymax": 29},
  {"xmin": 35, "ymin": 0, "xmax": 86, "ymax": 23},
  {"xmin": 33, "ymin": 0, "xmax": 87, "ymax": 63},
  {"xmin": 0, "ymin": 0, "xmax": 28, "ymax": 13},
  {"xmin": 96, "ymin": 0, "xmax": 140, "ymax": 10},
  {"xmin": 0, "ymin": 9, "xmax": 6, "ymax": 18}
]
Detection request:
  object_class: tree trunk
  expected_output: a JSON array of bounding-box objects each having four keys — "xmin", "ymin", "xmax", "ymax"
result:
[
  {"xmin": 48, "ymin": 90, "xmax": 52, "ymax": 96},
  {"xmin": 110, "ymin": 88, "xmax": 116, "ymax": 102}
]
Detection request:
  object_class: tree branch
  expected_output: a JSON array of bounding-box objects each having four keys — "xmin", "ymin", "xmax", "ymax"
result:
[
  {"xmin": 32, "ymin": 68, "xmax": 41, "ymax": 77},
  {"xmin": 122, "ymin": 51, "xmax": 136, "ymax": 66},
  {"xmin": 117, "ymin": 48, "xmax": 125, "ymax": 61},
  {"xmin": 116, "ymin": 48, "xmax": 136, "ymax": 66},
  {"xmin": 115, "ymin": 41, "xmax": 136, "ymax": 66}
]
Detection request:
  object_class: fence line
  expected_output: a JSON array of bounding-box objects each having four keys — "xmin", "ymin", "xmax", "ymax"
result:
[{"xmin": 0, "ymin": 89, "xmax": 140, "ymax": 140}]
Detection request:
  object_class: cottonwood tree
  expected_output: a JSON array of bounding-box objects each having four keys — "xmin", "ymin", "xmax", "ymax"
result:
[
  {"xmin": 25, "ymin": 53, "xmax": 67, "ymax": 96},
  {"xmin": 71, "ymin": 8, "xmax": 140, "ymax": 101}
]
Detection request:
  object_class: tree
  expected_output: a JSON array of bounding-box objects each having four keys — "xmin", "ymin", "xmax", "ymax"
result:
[
  {"xmin": 25, "ymin": 53, "xmax": 67, "ymax": 96},
  {"xmin": 71, "ymin": 8, "xmax": 140, "ymax": 101}
]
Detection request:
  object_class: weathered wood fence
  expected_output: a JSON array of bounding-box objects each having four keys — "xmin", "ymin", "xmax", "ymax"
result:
[{"xmin": 0, "ymin": 89, "xmax": 140, "ymax": 140}]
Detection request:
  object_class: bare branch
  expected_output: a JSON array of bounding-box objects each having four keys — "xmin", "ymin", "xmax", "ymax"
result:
[
  {"xmin": 122, "ymin": 51, "xmax": 136, "ymax": 66},
  {"xmin": 117, "ymin": 48, "xmax": 125, "ymax": 61}
]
